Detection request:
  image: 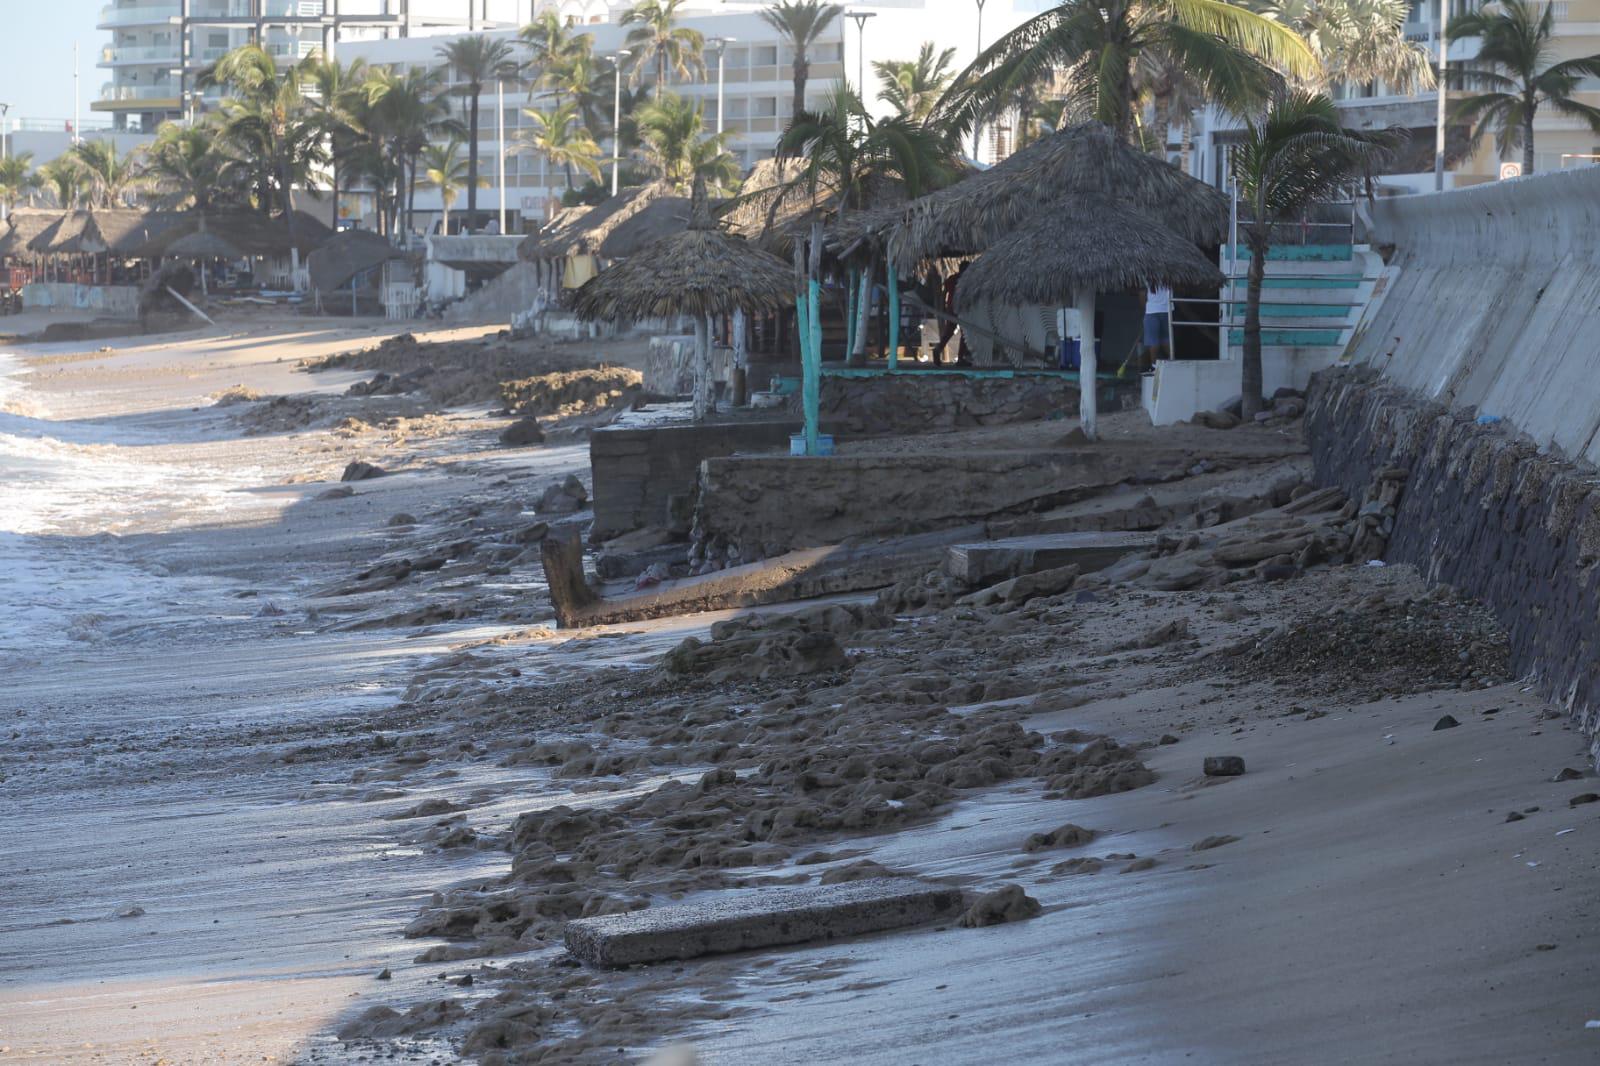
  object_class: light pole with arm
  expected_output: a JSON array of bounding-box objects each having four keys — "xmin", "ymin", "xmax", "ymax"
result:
[
  {"xmin": 845, "ymin": 11, "xmax": 875, "ymax": 100},
  {"xmin": 611, "ymin": 49, "xmax": 632, "ymax": 195},
  {"xmin": 1434, "ymin": 0, "xmax": 1447, "ymax": 190},
  {"xmin": 711, "ymin": 37, "xmax": 735, "ymax": 139},
  {"xmin": 0, "ymin": 103, "xmax": 9, "ymax": 161}
]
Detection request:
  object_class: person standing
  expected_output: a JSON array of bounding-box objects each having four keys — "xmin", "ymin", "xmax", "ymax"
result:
[{"xmin": 1143, "ymin": 286, "xmax": 1173, "ymax": 362}]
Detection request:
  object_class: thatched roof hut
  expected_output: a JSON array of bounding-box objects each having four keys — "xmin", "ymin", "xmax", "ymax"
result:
[
  {"xmin": 109, "ymin": 211, "xmax": 189, "ymax": 257},
  {"xmin": 29, "ymin": 210, "xmax": 92, "ymax": 254},
  {"xmin": 955, "ymin": 197, "xmax": 1225, "ymax": 309},
  {"xmin": 572, "ymin": 182, "xmax": 793, "ymax": 323},
  {"xmin": 122, "ymin": 210, "xmax": 332, "ymax": 259},
  {"xmin": 166, "ymin": 230, "xmax": 248, "ymax": 260},
  {"xmin": 0, "ymin": 209, "xmax": 63, "ymax": 258},
  {"xmin": 308, "ymin": 229, "xmax": 406, "ymax": 292},
  {"xmin": 595, "ymin": 195, "xmax": 692, "ymax": 259},
  {"xmin": 518, "ymin": 182, "xmax": 678, "ymax": 262},
  {"xmin": 718, "ymin": 157, "xmax": 834, "ymax": 256},
  {"xmin": 889, "ymin": 122, "xmax": 1228, "ymax": 272}
]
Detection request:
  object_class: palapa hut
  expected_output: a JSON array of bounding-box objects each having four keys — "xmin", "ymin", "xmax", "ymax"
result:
[
  {"xmin": 956, "ymin": 196, "xmax": 1226, "ymax": 437},
  {"xmin": 0, "ymin": 209, "xmax": 64, "ymax": 285},
  {"xmin": 518, "ymin": 182, "xmax": 680, "ymax": 299},
  {"xmin": 308, "ymin": 229, "xmax": 408, "ymax": 310},
  {"xmin": 126, "ymin": 210, "xmax": 333, "ymax": 290},
  {"xmin": 573, "ymin": 180, "xmax": 793, "ymax": 421}
]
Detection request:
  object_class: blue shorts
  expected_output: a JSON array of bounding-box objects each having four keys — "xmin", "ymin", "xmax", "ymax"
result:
[{"xmin": 1143, "ymin": 312, "xmax": 1170, "ymax": 348}]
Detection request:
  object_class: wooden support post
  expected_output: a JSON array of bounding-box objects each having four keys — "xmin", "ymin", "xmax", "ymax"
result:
[
  {"xmin": 886, "ymin": 257, "xmax": 900, "ymax": 369},
  {"xmin": 844, "ymin": 266, "xmax": 858, "ymax": 361},
  {"xmin": 805, "ymin": 223, "xmax": 823, "ymax": 454},
  {"xmin": 1075, "ymin": 288, "xmax": 1099, "ymax": 440}
]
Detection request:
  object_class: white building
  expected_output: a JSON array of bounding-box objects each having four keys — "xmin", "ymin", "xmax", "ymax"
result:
[
  {"xmin": 93, "ymin": 0, "xmax": 528, "ymax": 133},
  {"xmin": 341, "ymin": 0, "xmax": 1046, "ymax": 234}
]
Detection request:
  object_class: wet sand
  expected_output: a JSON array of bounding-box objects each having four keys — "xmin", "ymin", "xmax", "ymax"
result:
[{"xmin": 3, "ymin": 316, "xmax": 1598, "ymax": 1065}]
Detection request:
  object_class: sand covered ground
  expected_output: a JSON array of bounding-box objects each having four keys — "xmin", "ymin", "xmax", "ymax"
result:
[{"xmin": 2, "ymin": 313, "xmax": 1598, "ymax": 1065}]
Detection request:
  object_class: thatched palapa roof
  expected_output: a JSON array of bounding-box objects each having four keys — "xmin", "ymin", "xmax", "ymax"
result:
[
  {"xmin": 29, "ymin": 210, "xmax": 92, "ymax": 254},
  {"xmin": 595, "ymin": 195, "xmax": 692, "ymax": 259},
  {"xmin": 309, "ymin": 229, "xmax": 407, "ymax": 292},
  {"xmin": 0, "ymin": 209, "xmax": 63, "ymax": 258},
  {"xmin": 166, "ymin": 230, "xmax": 248, "ymax": 260},
  {"xmin": 125, "ymin": 210, "xmax": 333, "ymax": 259},
  {"xmin": 890, "ymin": 122, "xmax": 1228, "ymax": 272},
  {"xmin": 573, "ymin": 181, "xmax": 794, "ymax": 322},
  {"xmin": 519, "ymin": 182, "xmax": 678, "ymax": 261},
  {"xmin": 956, "ymin": 196, "xmax": 1225, "ymax": 309}
]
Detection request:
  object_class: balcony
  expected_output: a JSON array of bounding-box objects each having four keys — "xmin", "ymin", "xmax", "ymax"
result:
[
  {"xmin": 97, "ymin": 82, "xmax": 182, "ymax": 101},
  {"xmin": 100, "ymin": 44, "xmax": 183, "ymax": 66},
  {"xmin": 187, "ymin": 0, "xmax": 326, "ymax": 19},
  {"xmin": 97, "ymin": 4, "xmax": 181, "ymax": 28}
]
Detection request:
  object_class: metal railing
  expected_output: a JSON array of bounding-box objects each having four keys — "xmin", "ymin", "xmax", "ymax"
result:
[{"xmin": 98, "ymin": 4, "xmax": 181, "ymax": 26}]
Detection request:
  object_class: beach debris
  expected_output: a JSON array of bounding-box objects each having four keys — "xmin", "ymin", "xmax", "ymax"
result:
[
  {"xmin": 535, "ymin": 475, "xmax": 589, "ymax": 515},
  {"xmin": 1192, "ymin": 834, "xmax": 1241, "ymax": 852},
  {"xmin": 1552, "ymin": 767, "xmax": 1584, "ymax": 782},
  {"xmin": 387, "ymin": 512, "xmax": 417, "ymax": 527},
  {"xmin": 316, "ymin": 485, "xmax": 355, "ymax": 500},
  {"xmin": 563, "ymin": 878, "xmax": 962, "ymax": 967},
  {"xmin": 1433, "ymin": 715, "xmax": 1461, "ymax": 730},
  {"xmin": 1203, "ymin": 756, "xmax": 1246, "ymax": 777},
  {"xmin": 1051, "ymin": 857, "xmax": 1105, "ymax": 876},
  {"xmin": 1022, "ymin": 824, "xmax": 1097, "ymax": 852},
  {"xmin": 113, "ymin": 904, "xmax": 146, "ymax": 919},
  {"xmin": 1505, "ymin": 811, "xmax": 1526, "ymax": 822},
  {"xmin": 957, "ymin": 884, "xmax": 1042, "ymax": 928},
  {"xmin": 1568, "ymin": 793, "xmax": 1599, "ymax": 807},
  {"xmin": 499, "ymin": 416, "xmax": 545, "ymax": 447},
  {"xmin": 376, "ymin": 968, "xmax": 391, "ymax": 980},
  {"xmin": 341, "ymin": 460, "xmax": 386, "ymax": 482},
  {"xmin": 1119, "ymin": 857, "xmax": 1158, "ymax": 873}
]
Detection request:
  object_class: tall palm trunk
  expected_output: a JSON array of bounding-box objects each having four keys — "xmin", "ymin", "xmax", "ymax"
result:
[
  {"xmin": 1523, "ymin": 96, "xmax": 1536, "ymax": 173},
  {"xmin": 791, "ymin": 54, "xmax": 808, "ymax": 115},
  {"xmin": 1241, "ymin": 223, "xmax": 1269, "ymax": 418},
  {"xmin": 466, "ymin": 89, "xmax": 482, "ymax": 222}
]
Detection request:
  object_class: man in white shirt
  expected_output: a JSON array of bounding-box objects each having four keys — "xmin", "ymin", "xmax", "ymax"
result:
[{"xmin": 1143, "ymin": 287, "xmax": 1172, "ymax": 362}]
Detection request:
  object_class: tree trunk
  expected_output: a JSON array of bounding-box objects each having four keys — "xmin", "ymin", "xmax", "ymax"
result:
[
  {"xmin": 466, "ymin": 89, "xmax": 481, "ymax": 222},
  {"xmin": 1523, "ymin": 99, "xmax": 1536, "ymax": 173},
  {"xmin": 692, "ymin": 313, "xmax": 711, "ymax": 421},
  {"xmin": 850, "ymin": 268, "xmax": 870, "ymax": 363},
  {"xmin": 1241, "ymin": 226, "xmax": 1269, "ymax": 419},
  {"xmin": 792, "ymin": 56, "xmax": 808, "ymax": 116}
]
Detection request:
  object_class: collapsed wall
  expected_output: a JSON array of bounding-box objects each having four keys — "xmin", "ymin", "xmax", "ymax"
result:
[{"xmin": 1310, "ymin": 167, "xmax": 1600, "ymax": 761}]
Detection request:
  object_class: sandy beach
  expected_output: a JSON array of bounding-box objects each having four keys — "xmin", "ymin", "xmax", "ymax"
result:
[{"xmin": 2, "ymin": 315, "xmax": 1598, "ymax": 1066}]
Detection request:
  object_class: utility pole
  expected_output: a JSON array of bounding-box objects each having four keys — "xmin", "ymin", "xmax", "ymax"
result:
[
  {"xmin": 497, "ymin": 79, "xmax": 506, "ymax": 235},
  {"xmin": 712, "ymin": 37, "xmax": 735, "ymax": 138},
  {"xmin": 611, "ymin": 49, "xmax": 631, "ymax": 195},
  {"xmin": 1435, "ymin": 0, "xmax": 1448, "ymax": 191}
]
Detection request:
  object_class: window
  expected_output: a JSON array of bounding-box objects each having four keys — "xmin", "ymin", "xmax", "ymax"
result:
[
  {"xmin": 812, "ymin": 42, "xmax": 841, "ymax": 62},
  {"xmin": 727, "ymin": 47, "xmax": 749, "ymax": 67},
  {"xmin": 209, "ymin": 32, "xmax": 228, "ymax": 47},
  {"xmin": 753, "ymin": 45, "xmax": 778, "ymax": 66},
  {"xmin": 752, "ymin": 96, "xmax": 777, "ymax": 118}
]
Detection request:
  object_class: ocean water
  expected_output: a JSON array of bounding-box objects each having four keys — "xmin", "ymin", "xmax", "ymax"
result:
[{"xmin": 0, "ymin": 352, "xmax": 251, "ymax": 667}]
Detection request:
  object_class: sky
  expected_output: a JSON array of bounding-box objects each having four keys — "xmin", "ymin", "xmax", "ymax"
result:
[{"xmin": 0, "ymin": 0, "xmax": 105, "ymax": 126}]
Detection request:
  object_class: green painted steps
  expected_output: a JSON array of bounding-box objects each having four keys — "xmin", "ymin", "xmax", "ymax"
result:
[
  {"xmin": 1227, "ymin": 328, "xmax": 1343, "ymax": 347},
  {"xmin": 1234, "ymin": 244, "xmax": 1354, "ymax": 262},
  {"xmin": 1226, "ymin": 302, "xmax": 1353, "ymax": 318}
]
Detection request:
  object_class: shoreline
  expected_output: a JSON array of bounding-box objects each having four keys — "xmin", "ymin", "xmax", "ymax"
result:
[{"xmin": 1, "ymin": 316, "xmax": 1597, "ymax": 1064}]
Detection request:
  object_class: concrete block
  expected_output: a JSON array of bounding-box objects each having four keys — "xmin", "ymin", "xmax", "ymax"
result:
[
  {"xmin": 947, "ymin": 531, "xmax": 1158, "ymax": 587},
  {"xmin": 564, "ymin": 878, "xmax": 962, "ymax": 967}
]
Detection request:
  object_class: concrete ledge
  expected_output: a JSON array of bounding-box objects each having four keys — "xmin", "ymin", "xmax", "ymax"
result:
[
  {"xmin": 947, "ymin": 531, "xmax": 1159, "ymax": 587},
  {"xmin": 564, "ymin": 878, "xmax": 962, "ymax": 967}
]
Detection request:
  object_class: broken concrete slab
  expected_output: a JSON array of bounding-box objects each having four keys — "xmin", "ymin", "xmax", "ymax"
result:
[
  {"xmin": 563, "ymin": 878, "xmax": 963, "ymax": 967},
  {"xmin": 946, "ymin": 531, "xmax": 1158, "ymax": 588}
]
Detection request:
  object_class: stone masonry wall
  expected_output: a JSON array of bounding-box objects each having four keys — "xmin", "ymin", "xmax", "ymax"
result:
[
  {"xmin": 1307, "ymin": 368, "xmax": 1600, "ymax": 763},
  {"xmin": 811, "ymin": 374, "xmax": 1085, "ymax": 435}
]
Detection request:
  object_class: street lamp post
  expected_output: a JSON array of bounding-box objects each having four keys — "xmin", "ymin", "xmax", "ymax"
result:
[
  {"xmin": 711, "ymin": 37, "xmax": 736, "ymax": 139},
  {"xmin": 1434, "ymin": 0, "xmax": 1447, "ymax": 191},
  {"xmin": 611, "ymin": 48, "xmax": 632, "ymax": 195},
  {"xmin": 845, "ymin": 11, "xmax": 876, "ymax": 97},
  {"xmin": 0, "ymin": 103, "xmax": 10, "ymax": 162},
  {"xmin": 497, "ymin": 79, "xmax": 507, "ymax": 235},
  {"xmin": 973, "ymin": 0, "xmax": 987, "ymax": 161}
]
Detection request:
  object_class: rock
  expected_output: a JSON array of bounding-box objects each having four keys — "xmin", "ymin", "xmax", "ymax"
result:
[
  {"xmin": 1552, "ymin": 767, "xmax": 1584, "ymax": 782},
  {"xmin": 1504, "ymin": 811, "xmax": 1525, "ymax": 823},
  {"xmin": 376, "ymin": 968, "xmax": 392, "ymax": 980},
  {"xmin": 1193, "ymin": 409, "xmax": 1239, "ymax": 430},
  {"xmin": 1253, "ymin": 411, "xmax": 1275, "ymax": 423},
  {"xmin": 1271, "ymin": 386, "xmax": 1303, "ymax": 401},
  {"xmin": 986, "ymin": 564, "xmax": 1081, "ymax": 606},
  {"xmin": 316, "ymin": 485, "xmax": 355, "ymax": 500},
  {"xmin": 1203, "ymin": 755, "xmax": 1246, "ymax": 777},
  {"xmin": 341, "ymin": 461, "xmax": 385, "ymax": 482},
  {"xmin": 1159, "ymin": 734, "xmax": 1180, "ymax": 745},
  {"xmin": 1022, "ymin": 823, "xmax": 1096, "ymax": 853},
  {"xmin": 1191, "ymin": 834, "xmax": 1240, "ymax": 851},
  {"xmin": 535, "ymin": 475, "xmax": 589, "ymax": 515},
  {"xmin": 387, "ymin": 512, "xmax": 417, "ymax": 527},
  {"xmin": 1057, "ymin": 427, "xmax": 1090, "ymax": 447},
  {"xmin": 1432, "ymin": 715, "xmax": 1460, "ymax": 731},
  {"xmin": 1568, "ymin": 793, "xmax": 1599, "ymax": 807},
  {"xmin": 499, "ymin": 417, "xmax": 545, "ymax": 447},
  {"xmin": 514, "ymin": 522, "xmax": 550, "ymax": 545},
  {"xmin": 1272, "ymin": 397, "xmax": 1307, "ymax": 419},
  {"xmin": 957, "ymin": 884, "xmax": 1042, "ymax": 928}
]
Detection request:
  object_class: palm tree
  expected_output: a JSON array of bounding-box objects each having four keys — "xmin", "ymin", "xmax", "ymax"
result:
[
  {"xmin": 1447, "ymin": 0, "xmax": 1600, "ymax": 174},
  {"xmin": 1257, "ymin": 0, "xmax": 1433, "ymax": 92},
  {"xmin": 516, "ymin": 101, "xmax": 604, "ymax": 189},
  {"xmin": 202, "ymin": 42, "xmax": 327, "ymax": 262},
  {"xmin": 760, "ymin": 0, "xmax": 844, "ymax": 117},
  {"xmin": 146, "ymin": 121, "xmax": 240, "ymax": 211},
  {"xmin": 874, "ymin": 43, "xmax": 958, "ymax": 123},
  {"xmin": 72, "ymin": 140, "xmax": 146, "ymax": 207},
  {"xmin": 941, "ymin": 0, "xmax": 1319, "ymax": 143},
  {"xmin": 36, "ymin": 156, "xmax": 87, "ymax": 209},
  {"xmin": 436, "ymin": 35, "xmax": 522, "ymax": 224},
  {"xmin": 633, "ymin": 92, "xmax": 738, "ymax": 188},
  {"xmin": 622, "ymin": 0, "xmax": 706, "ymax": 100},
  {"xmin": 303, "ymin": 53, "xmax": 369, "ymax": 209},
  {"xmin": 1232, "ymin": 90, "xmax": 1396, "ymax": 416},
  {"xmin": 780, "ymin": 85, "xmax": 962, "ymax": 362},
  {"xmin": 365, "ymin": 64, "xmax": 458, "ymax": 236},
  {"xmin": 419, "ymin": 137, "xmax": 485, "ymax": 233},
  {"xmin": 0, "ymin": 152, "xmax": 39, "ymax": 213}
]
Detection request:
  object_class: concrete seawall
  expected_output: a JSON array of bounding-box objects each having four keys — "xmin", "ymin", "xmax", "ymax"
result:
[
  {"xmin": 1311, "ymin": 167, "xmax": 1600, "ymax": 762},
  {"xmin": 1350, "ymin": 167, "xmax": 1600, "ymax": 464}
]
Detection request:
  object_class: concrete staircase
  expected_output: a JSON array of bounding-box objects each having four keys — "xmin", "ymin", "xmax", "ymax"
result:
[{"xmin": 1144, "ymin": 223, "xmax": 1385, "ymax": 425}]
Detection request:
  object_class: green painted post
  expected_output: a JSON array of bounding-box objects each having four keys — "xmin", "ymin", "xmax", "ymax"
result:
[
  {"xmin": 886, "ymin": 260, "xmax": 900, "ymax": 369},
  {"xmin": 844, "ymin": 267, "xmax": 858, "ymax": 360},
  {"xmin": 806, "ymin": 277, "xmax": 822, "ymax": 453}
]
